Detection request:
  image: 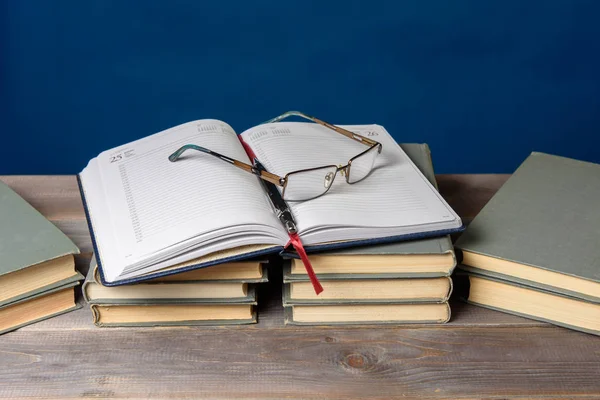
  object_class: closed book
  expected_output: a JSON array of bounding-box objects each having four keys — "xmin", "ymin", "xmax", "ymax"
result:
[
  {"xmin": 83, "ymin": 256, "xmax": 266, "ymax": 304},
  {"xmin": 5, "ymin": 273, "xmax": 83, "ymax": 308},
  {"xmin": 284, "ymin": 302, "xmax": 450, "ymax": 326},
  {"xmin": 0, "ymin": 181, "xmax": 81, "ymax": 306},
  {"xmin": 0, "ymin": 280, "xmax": 81, "ymax": 335},
  {"xmin": 91, "ymin": 303, "xmax": 256, "ymax": 327},
  {"xmin": 86, "ymin": 281, "xmax": 257, "ymax": 305},
  {"xmin": 283, "ymin": 276, "xmax": 452, "ymax": 305},
  {"xmin": 87, "ymin": 256, "xmax": 267, "ymax": 285},
  {"xmin": 86, "ymin": 285, "xmax": 257, "ymax": 305},
  {"xmin": 284, "ymin": 144, "xmax": 456, "ymax": 277},
  {"xmin": 461, "ymin": 273, "xmax": 600, "ymax": 336},
  {"xmin": 455, "ymin": 152, "xmax": 600, "ymax": 302}
]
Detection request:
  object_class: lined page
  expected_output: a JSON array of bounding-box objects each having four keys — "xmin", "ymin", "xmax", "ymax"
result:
[
  {"xmin": 241, "ymin": 122, "xmax": 461, "ymax": 244},
  {"xmin": 81, "ymin": 120, "xmax": 286, "ymax": 280}
]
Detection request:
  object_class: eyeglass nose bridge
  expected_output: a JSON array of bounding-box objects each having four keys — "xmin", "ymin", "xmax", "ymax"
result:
[{"xmin": 337, "ymin": 164, "xmax": 350, "ymax": 181}]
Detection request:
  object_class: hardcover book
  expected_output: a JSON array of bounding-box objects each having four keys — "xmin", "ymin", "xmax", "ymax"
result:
[
  {"xmin": 0, "ymin": 181, "xmax": 81, "ymax": 306},
  {"xmin": 284, "ymin": 302, "xmax": 450, "ymax": 326},
  {"xmin": 83, "ymin": 256, "xmax": 267, "ymax": 303},
  {"xmin": 91, "ymin": 303, "xmax": 257, "ymax": 327},
  {"xmin": 85, "ymin": 280, "xmax": 257, "ymax": 305},
  {"xmin": 78, "ymin": 117, "xmax": 462, "ymax": 286},
  {"xmin": 461, "ymin": 273, "xmax": 600, "ymax": 336},
  {"xmin": 86, "ymin": 256, "xmax": 267, "ymax": 285},
  {"xmin": 0, "ymin": 280, "xmax": 81, "ymax": 335},
  {"xmin": 284, "ymin": 143, "xmax": 456, "ymax": 277},
  {"xmin": 456, "ymin": 152, "xmax": 600, "ymax": 302},
  {"xmin": 283, "ymin": 278, "xmax": 452, "ymax": 305}
]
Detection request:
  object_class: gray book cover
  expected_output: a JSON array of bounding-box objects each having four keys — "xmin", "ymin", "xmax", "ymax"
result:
[
  {"xmin": 455, "ymin": 152, "xmax": 600, "ymax": 290},
  {"xmin": 0, "ymin": 281, "xmax": 81, "ymax": 335},
  {"xmin": 283, "ymin": 302, "xmax": 451, "ymax": 326},
  {"xmin": 0, "ymin": 181, "xmax": 80, "ymax": 277},
  {"xmin": 284, "ymin": 144, "xmax": 455, "ymax": 272},
  {"xmin": 460, "ymin": 272, "xmax": 600, "ymax": 337}
]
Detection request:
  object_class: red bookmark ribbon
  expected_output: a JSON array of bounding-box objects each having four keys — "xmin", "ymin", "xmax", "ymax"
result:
[
  {"xmin": 239, "ymin": 136, "xmax": 257, "ymax": 160},
  {"xmin": 287, "ymin": 232, "xmax": 323, "ymax": 295},
  {"xmin": 239, "ymin": 135, "xmax": 323, "ymax": 295}
]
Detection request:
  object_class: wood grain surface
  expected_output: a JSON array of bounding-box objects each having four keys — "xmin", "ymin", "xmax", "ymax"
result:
[{"xmin": 1, "ymin": 174, "xmax": 599, "ymax": 400}]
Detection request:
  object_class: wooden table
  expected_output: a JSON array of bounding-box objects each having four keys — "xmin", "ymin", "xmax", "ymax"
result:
[{"xmin": 1, "ymin": 175, "xmax": 599, "ymax": 399}]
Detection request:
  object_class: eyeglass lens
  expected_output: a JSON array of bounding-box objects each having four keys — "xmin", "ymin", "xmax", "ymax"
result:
[
  {"xmin": 348, "ymin": 145, "xmax": 379, "ymax": 184},
  {"xmin": 282, "ymin": 165, "xmax": 338, "ymax": 201}
]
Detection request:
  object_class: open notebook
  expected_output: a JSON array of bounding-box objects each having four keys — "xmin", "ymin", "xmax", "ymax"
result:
[{"xmin": 79, "ymin": 118, "xmax": 462, "ymax": 285}]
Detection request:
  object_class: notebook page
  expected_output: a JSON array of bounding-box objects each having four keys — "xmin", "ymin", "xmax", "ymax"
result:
[
  {"xmin": 241, "ymin": 122, "xmax": 461, "ymax": 245},
  {"xmin": 81, "ymin": 120, "xmax": 286, "ymax": 280}
]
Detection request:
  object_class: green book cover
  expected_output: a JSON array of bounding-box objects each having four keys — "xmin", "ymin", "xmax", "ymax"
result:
[
  {"xmin": 459, "ymin": 272, "xmax": 600, "ymax": 337},
  {"xmin": 0, "ymin": 280, "xmax": 81, "ymax": 335},
  {"xmin": 0, "ymin": 181, "xmax": 80, "ymax": 277},
  {"xmin": 284, "ymin": 144, "xmax": 455, "ymax": 276},
  {"xmin": 455, "ymin": 152, "xmax": 600, "ymax": 300}
]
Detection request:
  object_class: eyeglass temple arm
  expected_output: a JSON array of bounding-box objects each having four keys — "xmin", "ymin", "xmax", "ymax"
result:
[
  {"xmin": 168, "ymin": 145, "xmax": 284, "ymax": 186},
  {"xmin": 264, "ymin": 111, "xmax": 380, "ymax": 147}
]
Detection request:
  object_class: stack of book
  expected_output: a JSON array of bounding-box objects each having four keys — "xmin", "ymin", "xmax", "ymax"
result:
[
  {"xmin": 77, "ymin": 116, "xmax": 464, "ymax": 327},
  {"xmin": 283, "ymin": 144, "xmax": 457, "ymax": 325},
  {"xmin": 83, "ymin": 256, "xmax": 268, "ymax": 327},
  {"xmin": 282, "ymin": 245, "xmax": 454, "ymax": 325},
  {"xmin": 456, "ymin": 152, "xmax": 600, "ymax": 336},
  {"xmin": 0, "ymin": 181, "xmax": 82, "ymax": 335}
]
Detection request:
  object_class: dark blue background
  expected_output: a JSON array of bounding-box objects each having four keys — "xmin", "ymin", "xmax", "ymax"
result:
[{"xmin": 2, "ymin": 0, "xmax": 599, "ymax": 174}]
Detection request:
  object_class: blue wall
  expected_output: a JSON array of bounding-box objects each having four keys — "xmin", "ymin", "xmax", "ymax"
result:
[{"xmin": 2, "ymin": 0, "xmax": 599, "ymax": 174}]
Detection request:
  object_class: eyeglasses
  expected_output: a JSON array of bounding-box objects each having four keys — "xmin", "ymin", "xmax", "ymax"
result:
[{"xmin": 168, "ymin": 111, "xmax": 382, "ymax": 201}]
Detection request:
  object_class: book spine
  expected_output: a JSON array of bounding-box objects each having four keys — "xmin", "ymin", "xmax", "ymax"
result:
[
  {"xmin": 444, "ymin": 276, "xmax": 454, "ymax": 302},
  {"xmin": 82, "ymin": 282, "xmax": 93, "ymax": 303}
]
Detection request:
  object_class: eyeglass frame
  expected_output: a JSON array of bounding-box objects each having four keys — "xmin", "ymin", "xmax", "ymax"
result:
[{"xmin": 168, "ymin": 110, "xmax": 382, "ymax": 200}]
